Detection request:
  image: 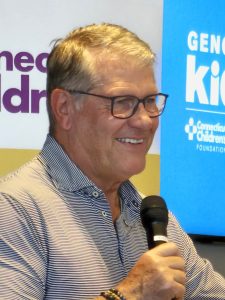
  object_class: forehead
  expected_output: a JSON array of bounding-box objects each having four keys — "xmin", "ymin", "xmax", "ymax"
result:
[{"xmin": 92, "ymin": 54, "xmax": 157, "ymax": 94}]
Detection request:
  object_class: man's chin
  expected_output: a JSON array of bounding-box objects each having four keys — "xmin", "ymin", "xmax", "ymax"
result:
[{"xmin": 125, "ymin": 160, "xmax": 146, "ymax": 179}]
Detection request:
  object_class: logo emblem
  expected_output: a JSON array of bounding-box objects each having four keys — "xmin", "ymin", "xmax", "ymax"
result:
[{"xmin": 185, "ymin": 117, "xmax": 197, "ymax": 140}]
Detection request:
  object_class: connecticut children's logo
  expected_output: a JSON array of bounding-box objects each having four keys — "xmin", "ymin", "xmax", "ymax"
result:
[
  {"xmin": 0, "ymin": 50, "xmax": 48, "ymax": 114},
  {"xmin": 184, "ymin": 117, "xmax": 225, "ymax": 153},
  {"xmin": 185, "ymin": 117, "xmax": 197, "ymax": 140}
]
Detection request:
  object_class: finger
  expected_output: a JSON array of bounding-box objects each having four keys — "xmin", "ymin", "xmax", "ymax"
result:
[
  {"xmin": 172, "ymin": 281, "xmax": 186, "ymax": 300},
  {"xmin": 150, "ymin": 242, "xmax": 180, "ymax": 256},
  {"xmin": 164, "ymin": 256, "xmax": 185, "ymax": 270},
  {"xmin": 173, "ymin": 269, "xmax": 186, "ymax": 285}
]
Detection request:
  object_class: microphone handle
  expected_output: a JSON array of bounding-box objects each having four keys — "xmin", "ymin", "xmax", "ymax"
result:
[
  {"xmin": 146, "ymin": 222, "xmax": 168, "ymax": 248},
  {"xmin": 153, "ymin": 234, "xmax": 168, "ymax": 246},
  {"xmin": 151, "ymin": 230, "xmax": 177, "ymax": 299}
]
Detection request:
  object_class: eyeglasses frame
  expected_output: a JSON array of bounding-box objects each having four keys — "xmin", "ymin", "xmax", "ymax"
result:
[{"xmin": 66, "ymin": 89, "xmax": 169, "ymax": 119}]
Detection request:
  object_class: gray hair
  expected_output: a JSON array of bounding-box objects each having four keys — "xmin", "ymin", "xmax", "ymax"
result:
[{"xmin": 47, "ymin": 23, "xmax": 155, "ymax": 134}]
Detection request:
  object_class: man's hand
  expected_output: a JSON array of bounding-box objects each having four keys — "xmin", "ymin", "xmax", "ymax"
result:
[{"xmin": 116, "ymin": 242, "xmax": 186, "ymax": 300}]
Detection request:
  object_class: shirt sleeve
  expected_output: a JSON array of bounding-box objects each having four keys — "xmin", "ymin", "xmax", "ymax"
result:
[
  {"xmin": 168, "ymin": 212, "xmax": 225, "ymax": 300},
  {"xmin": 0, "ymin": 193, "xmax": 47, "ymax": 299}
]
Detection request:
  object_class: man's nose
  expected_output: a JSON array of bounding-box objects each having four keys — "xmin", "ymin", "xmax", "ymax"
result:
[{"xmin": 128, "ymin": 103, "xmax": 155, "ymax": 129}]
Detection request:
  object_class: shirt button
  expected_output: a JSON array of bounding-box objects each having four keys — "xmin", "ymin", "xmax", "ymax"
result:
[
  {"xmin": 101, "ymin": 211, "xmax": 107, "ymax": 217},
  {"xmin": 92, "ymin": 191, "xmax": 99, "ymax": 198},
  {"xmin": 124, "ymin": 219, "xmax": 129, "ymax": 226},
  {"xmin": 132, "ymin": 200, "xmax": 139, "ymax": 207}
]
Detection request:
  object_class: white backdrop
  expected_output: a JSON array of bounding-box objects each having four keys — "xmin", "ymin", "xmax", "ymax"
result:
[{"xmin": 0, "ymin": 0, "xmax": 163, "ymax": 152}]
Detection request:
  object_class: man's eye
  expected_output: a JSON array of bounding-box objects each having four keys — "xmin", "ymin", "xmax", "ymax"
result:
[
  {"xmin": 115, "ymin": 97, "xmax": 136, "ymax": 106},
  {"xmin": 145, "ymin": 96, "xmax": 156, "ymax": 104}
]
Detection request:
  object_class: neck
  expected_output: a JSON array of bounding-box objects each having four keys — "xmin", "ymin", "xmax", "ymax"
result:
[
  {"xmin": 104, "ymin": 189, "xmax": 121, "ymax": 223},
  {"xmin": 53, "ymin": 132, "xmax": 123, "ymax": 222}
]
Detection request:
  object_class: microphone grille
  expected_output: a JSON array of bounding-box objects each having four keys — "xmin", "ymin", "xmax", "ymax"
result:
[{"xmin": 140, "ymin": 195, "xmax": 168, "ymax": 228}]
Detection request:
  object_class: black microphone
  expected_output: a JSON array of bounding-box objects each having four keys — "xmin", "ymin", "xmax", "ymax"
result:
[
  {"xmin": 140, "ymin": 195, "xmax": 169, "ymax": 248},
  {"xmin": 141, "ymin": 196, "xmax": 178, "ymax": 300}
]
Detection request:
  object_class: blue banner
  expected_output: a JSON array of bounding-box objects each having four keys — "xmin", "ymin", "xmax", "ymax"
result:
[{"xmin": 161, "ymin": 0, "xmax": 225, "ymax": 236}]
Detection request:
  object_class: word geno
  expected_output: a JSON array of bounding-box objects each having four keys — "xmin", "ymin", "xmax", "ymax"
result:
[{"xmin": 187, "ymin": 31, "xmax": 225, "ymax": 55}]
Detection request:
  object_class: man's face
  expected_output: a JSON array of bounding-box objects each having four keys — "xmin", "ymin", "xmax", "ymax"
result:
[{"xmin": 67, "ymin": 57, "xmax": 159, "ymax": 185}]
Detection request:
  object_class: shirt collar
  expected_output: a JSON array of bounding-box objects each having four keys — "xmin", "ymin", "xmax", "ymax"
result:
[
  {"xmin": 38, "ymin": 134, "xmax": 142, "ymax": 224},
  {"xmin": 38, "ymin": 135, "xmax": 97, "ymax": 192}
]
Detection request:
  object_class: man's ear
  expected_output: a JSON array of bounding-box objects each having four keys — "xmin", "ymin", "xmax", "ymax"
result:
[{"xmin": 50, "ymin": 88, "xmax": 73, "ymax": 130}]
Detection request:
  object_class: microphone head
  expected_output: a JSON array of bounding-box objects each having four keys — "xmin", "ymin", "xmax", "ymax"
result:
[
  {"xmin": 140, "ymin": 195, "xmax": 168, "ymax": 247},
  {"xmin": 140, "ymin": 195, "xmax": 168, "ymax": 227}
]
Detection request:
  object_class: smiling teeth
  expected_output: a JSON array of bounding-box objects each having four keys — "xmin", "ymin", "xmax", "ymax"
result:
[{"xmin": 117, "ymin": 138, "xmax": 143, "ymax": 144}]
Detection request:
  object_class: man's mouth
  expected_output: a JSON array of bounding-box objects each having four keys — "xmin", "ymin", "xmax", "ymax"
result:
[{"xmin": 116, "ymin": 138, "xmax": 144, "ymax": 144}]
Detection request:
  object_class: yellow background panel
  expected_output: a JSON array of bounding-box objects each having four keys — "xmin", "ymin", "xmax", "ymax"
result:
[
  {"xmin": 0, "ymin": 150, "xmax": 159, "ymax": 195},
  {"xmin": 0, "ymin": 149, "xmax": 39, "ymax": 176},
  {"xmin": 131, "ymin": 154, "xmax": 160, "ymax": 196}
]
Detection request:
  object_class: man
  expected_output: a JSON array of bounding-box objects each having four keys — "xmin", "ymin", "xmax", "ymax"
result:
[{"xmin": 0, "ymin": 23, "xmax": 224, "ymax": 300}]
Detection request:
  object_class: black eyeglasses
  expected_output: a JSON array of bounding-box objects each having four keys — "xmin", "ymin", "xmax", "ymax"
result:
[{"xmin": 66, "ymin": 89, "xmax": 169, "ymax": 119}]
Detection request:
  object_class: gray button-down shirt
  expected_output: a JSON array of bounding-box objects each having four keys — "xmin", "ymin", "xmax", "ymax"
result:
[{"xmin": 0, "ymin": 135, "xmax": 225, "ymax": 299}]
